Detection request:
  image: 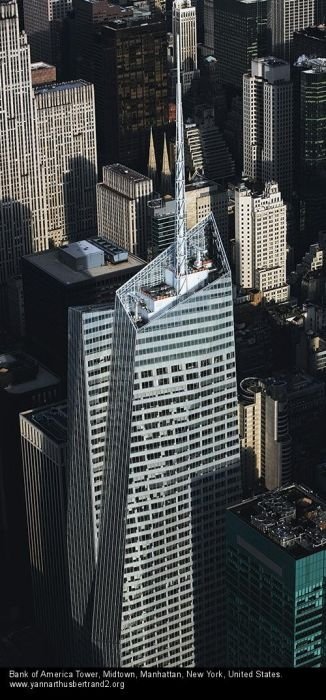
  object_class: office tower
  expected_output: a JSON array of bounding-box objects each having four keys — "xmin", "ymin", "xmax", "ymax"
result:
[
  {"xmin": 235, "ymin": 181, "xmax": 289, "ymax": 302},
  {"xmin": 148, "ymin": 197, "xmax": 177, "ymax": 258},
  {"xmin": 203, "ymin": 0, "xmax": 214, "ymax": 55},
  {"xmin": 243, "ymin": 57, "xmax": 293, "ymax": 201},
  {"xmin": 68, "ymin": 1, "xmax": 168, "ymax": 171},
  {"xmin": 67, "ymin": 305, "xmax": 114, "ymax": 660},
  {"xmin": 90, "ymin": 43, "xmax": 241, "ymax": 667},
  {"xmin": 35, "ymin": 80, "xmax": 97, "ymax": 246},
  {"xmin": 185, "ymin": 175, "xmax": 229, "ymax": 252},
  {"xmin": 226, "ymin": 485, "xmax": 326, "ymax": 667},
  {"xmin": 298, "ymin": 59, "xmax": 326, "ymax": 176},
  {"xmin": 23, "ymin": 0, "xmax": 72, "ymax": 69},
  {"xmin": 293, "ymin": 57, "xmax": 326, "ymax": 253},
  {"xmin": 0, "ymin": 0, "xmax": 47, "ymax": 318},
  {"xmin": 268, "ymin": 0, "xmax": 316, "ymax": 62},
  {"xmin": 173, "ymin": 0, "xmax": 197, "ymax": 71},
  {"xmin": 20, "ymin": 403, "xmax": 71, "ymax": 664},
  {"xmin": 97, "ymin": 165, "xmax": 153, "ymax": 260},
  {"xmin": 67, "ymin": 0, "xmax": 128, "ymax": 82},
  {"xmin": 22, "ymin": 239, "xmax": 144, "ymax": 380},
  {"xmin": 214, "ymin": 0, "xmax": 268, "ymax": 92},
  {"xmin": 0, "ymin": 351, "xmax": 61, "ymax": 624},
  {"xmin": 184, "ymin": 107, "xmax": 235, "ymax": 183},
  {"xmin": 148, "ymin": 177, "xmax": 229, "ymax": 258},
  {"xmin": 239, "ymin": 376, "xmax": 292, "ymax": 494},
  {"xmin": 172, "ymin": 0, "xmax": 199, "ymax": 93}
]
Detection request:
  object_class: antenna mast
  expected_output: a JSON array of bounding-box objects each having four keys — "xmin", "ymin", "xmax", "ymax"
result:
[{"xmin": 174, "ymin": 33, "xmax": 187, "ymax": 294}]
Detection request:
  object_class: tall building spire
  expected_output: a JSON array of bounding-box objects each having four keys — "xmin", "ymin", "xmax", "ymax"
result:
[
  {"xmin": 161, "ymin": 132, "xmax": 172, "ymax": 196},
  {"xmin": 147, "ymin": 127, "xmax": 157, "ymax": 187},
  {"xmin": 174, "ymin": 33, "xmax": 187, "ymax": 293}
]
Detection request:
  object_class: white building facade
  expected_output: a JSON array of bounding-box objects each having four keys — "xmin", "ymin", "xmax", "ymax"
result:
[
  {"xmin": 0, "ymin": 0, "xmax": 48, "ymax": 315},
  {"xmin": 97, "ymin": 164, "xmax": 153, "ymax": 260},
  {"xmin": 172, "ymin": 0, "xmax": 199, "ymax": 94},
  {"xmin": 35, "ymin": 79, "xmax": 98, "ymax": 245},
  {"xmin": 243, "ymin": 57, "xmax": 292, "ymax": 201},
  {"xmin": 172, "ymin": 0, "xmax": 197, "ymax": 72},
  {"xmin": 268, "ymin": 0, "xmax": 316, "ymax": 62},
  {"xmin": 235, "ymin": 181, "xmax": 289, "ymax": 302}
]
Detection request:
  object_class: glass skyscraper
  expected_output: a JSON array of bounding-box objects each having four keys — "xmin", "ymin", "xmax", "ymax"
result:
[
  {"xmin": 91, "ymin": 215, "xmax": 241, "ymax": 667},
  {"xmin": 68, "ymin": 37, "xmax": 241, "ymax": 667},
  {"xmin": 227, "ymin": 485, "xmax": 326, "ymax": 667},
  {"xmin": 67, "ymin": 304, "xmax": 114, "ymax": 661}
]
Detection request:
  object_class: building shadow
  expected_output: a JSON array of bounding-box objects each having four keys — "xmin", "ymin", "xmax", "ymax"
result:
[
  {"xmin": 63, "ymin": 155, "xmax": 97, "ymax": 243},
  {"xmin": 191, "ymin": 469, "xmax": 231, "ymax": 666},
  {"xmin": 0, "ymin": 200, "xmax": 35, "ymax": 326}
]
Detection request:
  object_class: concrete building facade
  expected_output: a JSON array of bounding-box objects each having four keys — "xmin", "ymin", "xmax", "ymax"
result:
[
  {"xmin": 35, "ymin": 79, "xmax": 98, "ymax": 246},
  {"xmin": 268, "ymin": 0, "xmax": 316, "ymax": 62},
  {"xmin": 97, "ymin": 164, "xmax": 153, "ymax": 260},
  {"xmin": 0, "ymin": 0, "xmax": 48, "ymax": 316},
  {"xmin": 243, "ymin": 57, "xmax": 293, "ymax": 201},
  {"xmin": 235, "ymin": 181, "xmax": 289, "ymax": 302}
]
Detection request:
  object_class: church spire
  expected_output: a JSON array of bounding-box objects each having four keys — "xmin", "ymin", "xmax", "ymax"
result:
[
  {"xmin": 161, "ymin": 132, "xmax": 172, "ymax": 196},
  {"xmin": 147, "ymin": 127, "xmax": 157, "ymax": 187}
]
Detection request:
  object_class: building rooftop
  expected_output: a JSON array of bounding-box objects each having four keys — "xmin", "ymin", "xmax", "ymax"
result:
[
  {"xmin": 295, "ymin": 55, "xmax": 326, "ymax": 72},
  {"xmin": 22, "ymin": 403, "xmax": 67, "ymax": 445},
  {"xmin": 0, "ymin": 352, "xmax": 60, "ymax": 395},
  {"xmin": 118, "ymin": 213, "xmax": 229, "ymax": 327},
  {"xmin": 34, "ymin": 79, "xmax": 91, "ymax": 95},
  {"xmin": 23, "ymin": 239, "xmax": 144, "ymax": 286},
  {"xmin": 294, "ymin": 24, "xmax": 326, "ymax": 38},
  {"xmin": 31, "ymin": 62, "xmax": 54, "ymax": 70},
  {"xmin": 229, "ymin": 485, "xmax": 326, "ymax": 558},
  {"xmin": 148, "ymin": 197, "xmax": 176, "ymax": 218},
  {"xmin": 103, "ymin": 163, "xmax": 152, "ymax": 184}
]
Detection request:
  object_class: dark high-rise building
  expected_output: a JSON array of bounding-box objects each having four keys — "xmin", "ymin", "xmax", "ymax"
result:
[
  {"xmin": 299, "ymin": 59, "xmax": 326, "ymax": 175},
  {"xmin": 68, "ymin": 1, "xmax": 168, "ymax": 172},
  {"xmin": 23, "ymin": 1, "xmax": 72, "ymax": 77},
  {"xmin": 227, "ymin": 484, "xmax": 326, "ymax": 667},
  {"xmin": 0, "ymin": 352, "xmax": 61, "ymax": 626},
  {"xmin": 22, "ymin": 239, "xmax": 145, "ymax": 380},
  {"xmin": 293, "ymin": 57, "xmax": 326, "ymax": 252},
  {"xmin": 214, "ymin": 0, "xmax": 268, "ymax": 92},
  {"xmin": 20, "ymin": 403, "xmax": 71, "ymax": 664}
]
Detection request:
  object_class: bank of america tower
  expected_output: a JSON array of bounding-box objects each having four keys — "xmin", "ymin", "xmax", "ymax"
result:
[{"xmin": 70, "ymin": 37, "xmax": 241, "ymax": 667}]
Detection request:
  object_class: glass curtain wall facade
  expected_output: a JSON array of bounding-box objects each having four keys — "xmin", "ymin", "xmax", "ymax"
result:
[
  {"xmin": 66, "ymin": 304, "xmax": 114, "ymax": 661},
  {"xmin": 226, "ymin": 486, "xmax": 326, "ymax": 667},
  {"xmin": 91, "ymin": 214, "xmax": 241, "ymax": 667}
]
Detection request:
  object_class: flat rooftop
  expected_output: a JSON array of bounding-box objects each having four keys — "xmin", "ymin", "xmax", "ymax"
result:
[
  {"xmin": 23, "ymin": 403, "xmax": 67, "ymax": 444},
  {"xmin": 103, "ymin": 163, "xmax": 152, "ymax": 183},
  {"xmin": 23, "ymin": 243, "xmax": 144, "ymax": 286},
  {"xmin": 34, "ymin": 80, "xmax": 91, "ymax": 95},
  {"xmin": 229, "ymin": 485, "xmax": 326, "ymax": 559},
  {"xmin": 255, "ymin": 56, "xmax": 288, "ymax": 67},
  {"xmin": 0, "ymin": 352, "xmax": 60, "ymax": 395},
  {"xmin": 31, "ymin": 62, "xmax": 54, "ymax": 70}
]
